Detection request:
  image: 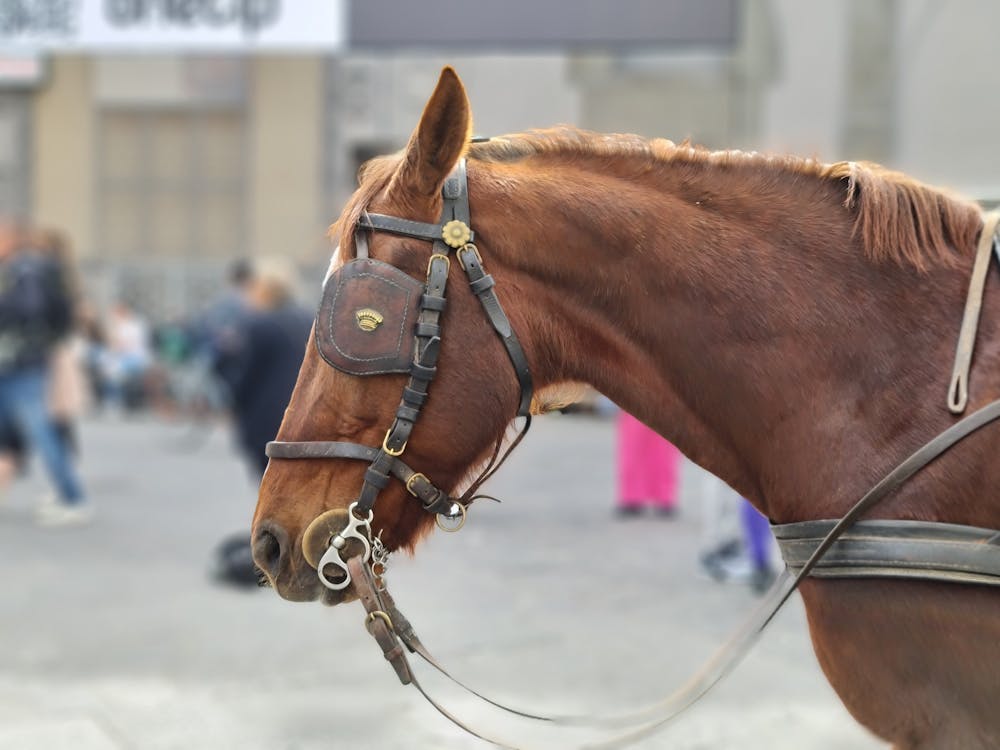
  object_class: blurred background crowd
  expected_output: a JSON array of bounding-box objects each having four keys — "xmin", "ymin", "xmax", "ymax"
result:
[
  {"xmin": 2, "ymin": 0, "xmax": 999, "ymax": 582},
  {"xmin": 2, "ymin": 2, "xmax": 1000, "ymax": 747}
]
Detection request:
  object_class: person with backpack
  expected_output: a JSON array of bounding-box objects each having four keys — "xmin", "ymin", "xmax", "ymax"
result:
[{"xmin": 0, "ymin": 218, "xmax": 89, "ymax": 526}]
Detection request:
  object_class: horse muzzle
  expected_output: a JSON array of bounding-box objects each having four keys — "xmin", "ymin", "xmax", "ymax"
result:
[{"xmin": 252, "ymin": 508, "xmax": 364, "ymax": 605}]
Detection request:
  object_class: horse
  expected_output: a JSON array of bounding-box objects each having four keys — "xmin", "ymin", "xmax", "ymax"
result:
[{"xmin": 252, "ymin": 67, "xmax": 1000, "ymax": 749}]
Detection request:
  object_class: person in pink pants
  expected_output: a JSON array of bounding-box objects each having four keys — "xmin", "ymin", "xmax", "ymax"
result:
[{"xmin": 616, "ymin": 410, "xmax": 682, "ymax": 517}]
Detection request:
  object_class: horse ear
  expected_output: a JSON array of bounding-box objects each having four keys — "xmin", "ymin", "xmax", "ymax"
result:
[{"xmin": 393, "ymin": 67, "xmax": 472, "ymax": 198}]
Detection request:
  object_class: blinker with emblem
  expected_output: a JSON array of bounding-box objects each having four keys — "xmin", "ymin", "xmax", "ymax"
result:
[
  {"xmin": 315, "ymin": 258, "xmax": 424, "ymax": 376},
  {"xmin": 355, "ymin": 308, "xmax": 384, "ymax": 332}
]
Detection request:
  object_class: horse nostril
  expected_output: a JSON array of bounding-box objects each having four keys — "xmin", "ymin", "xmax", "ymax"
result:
[{"xmin": 252, "ymin": 525, "xmax": 284, "ymax": 578}]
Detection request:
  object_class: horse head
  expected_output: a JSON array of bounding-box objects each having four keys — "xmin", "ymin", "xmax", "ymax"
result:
[{"xmin": 252, "ymin": 68, "xmax": 537, "ymax": 604}]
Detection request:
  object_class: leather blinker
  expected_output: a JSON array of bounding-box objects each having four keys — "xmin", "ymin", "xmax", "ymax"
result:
[{"xmin": 316, "ymin": 259, "xmax": 424, "ymax": 375}]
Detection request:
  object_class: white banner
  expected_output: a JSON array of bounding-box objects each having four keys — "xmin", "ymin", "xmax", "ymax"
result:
[{"xmin": 0, "ymin": 0, "xmax": 346, "ymax": 51}]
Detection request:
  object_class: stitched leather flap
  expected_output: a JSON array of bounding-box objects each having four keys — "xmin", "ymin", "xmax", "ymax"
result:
[{"xmin": 316, "ymin": 259, "xmax": 422, "ymax": 375}]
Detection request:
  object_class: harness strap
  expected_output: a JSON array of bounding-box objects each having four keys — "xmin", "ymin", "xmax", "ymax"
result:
[
  {"xmin": 358, "ymin": 213, "xmax": 474, "ymax": 244},
  {"xmin": 458, "ymin": 244, "xmax": 534, "ymax": 417},
  {"xmin": 773, "ymin": 519, "xmax": 1000, "ymax": 586},
  {"xmin": 348, "ymin": 556, "xmax": 413, "ymax": 685},
  {"xmin": 266, "ymin": 440, "xmax": 387, "ymax": 463},
  {"xmin": 351, "ymin": 171, "xmax": 468, "ymax": 515},
  {"xmin": 354, "ymin": 226, "xmax": 370, "ymax": 259},
  {"xmin": 948, "ymin": 210, "xmax": 1000, "ymax": 413},
  {"xmin": 265, "ymin": 440, "xmax": 454, "ymax": 515}
]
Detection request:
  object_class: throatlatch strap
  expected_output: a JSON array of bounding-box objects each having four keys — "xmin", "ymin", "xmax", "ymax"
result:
[{"xmin": 458, "ymin": 244, "xmax": 534, "ymax": 417}]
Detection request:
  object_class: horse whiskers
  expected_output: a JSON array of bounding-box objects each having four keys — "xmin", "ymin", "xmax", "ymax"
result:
[{"xmin": 255, "ymin": 567, "xmax": 273, "ymax": 588}]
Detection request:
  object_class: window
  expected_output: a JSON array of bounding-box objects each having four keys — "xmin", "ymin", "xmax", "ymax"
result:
[{"xmin": 98, "ymin": 108, "xmax": 245, "ymax": 260}]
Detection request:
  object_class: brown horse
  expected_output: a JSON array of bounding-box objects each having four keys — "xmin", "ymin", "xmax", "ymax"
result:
[{"xmin": 252, "ymin": 68, "xmax": 1000, "ymax": 749}]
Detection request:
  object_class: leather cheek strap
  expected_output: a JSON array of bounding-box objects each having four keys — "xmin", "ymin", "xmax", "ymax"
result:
[{"xmin": 458, "ymin": 244, "xmax": 534, "ymax": 417}]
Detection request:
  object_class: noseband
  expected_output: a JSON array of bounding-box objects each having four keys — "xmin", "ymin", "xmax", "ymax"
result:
[{"xmin": 265, "ymin": 159, "xmax": 533, "ymax": 590}]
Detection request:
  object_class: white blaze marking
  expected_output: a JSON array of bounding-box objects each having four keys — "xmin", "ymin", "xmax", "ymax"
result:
[{"xmin": 323, "ymin": 244, "xmax": 342, "ymax": 286}]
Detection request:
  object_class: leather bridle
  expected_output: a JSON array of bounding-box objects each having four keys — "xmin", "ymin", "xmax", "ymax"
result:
[{"xmin": 265, "ymin": 158, "xmax": 533, "ymax": 590}]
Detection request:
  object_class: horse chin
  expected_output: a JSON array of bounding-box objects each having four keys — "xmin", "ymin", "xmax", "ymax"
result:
[
  {"xmin": 266, "ymin": 567, "xmax": 360, "ymax": 607},
  {"xmin": 321, "ymin": 587, "xmax": 359, "ymax": 607}
]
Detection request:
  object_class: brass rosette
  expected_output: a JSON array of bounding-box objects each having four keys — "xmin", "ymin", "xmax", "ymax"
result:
[{"xmin": 441, "ymin": 220, "xmax": 472, "ymax": 249}]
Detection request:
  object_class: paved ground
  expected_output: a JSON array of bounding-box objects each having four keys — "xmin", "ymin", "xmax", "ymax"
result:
[{"xmin": 0, "ymin": 412, "xmax": 885, "ymax": 750}]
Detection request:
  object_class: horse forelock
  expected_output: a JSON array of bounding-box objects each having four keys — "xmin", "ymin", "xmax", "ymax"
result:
[
  {"xmin": 327, "ymin": 154, "xmax": 404, "ymax": 260},
  {"xmin": 470, "ymin": 127, "xmax": 984, "ymax": 270}
]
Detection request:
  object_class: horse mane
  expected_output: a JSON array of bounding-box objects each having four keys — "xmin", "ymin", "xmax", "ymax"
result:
[{"xmin": 470, "ymin": 128, "xmax": 984, "ymax": 270}]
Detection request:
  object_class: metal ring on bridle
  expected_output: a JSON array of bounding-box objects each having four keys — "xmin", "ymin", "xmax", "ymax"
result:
[
  {"xmin": 315, "ymin": 501, "xmax": 375, "ymax": 591},
  {"xmin": 435, "ymin": 502, "xmax": 467, "ymax": 532}
]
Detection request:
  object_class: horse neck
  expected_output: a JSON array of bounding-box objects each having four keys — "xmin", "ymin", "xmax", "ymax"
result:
[{"xmin": 473, "ymin": 156, "xmax": 981, "ymax": 522}]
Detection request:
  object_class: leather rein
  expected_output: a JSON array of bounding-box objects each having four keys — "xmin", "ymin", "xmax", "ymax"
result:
[{"xmin": 264, "ymin": 166, "xmax": 1000, "ymax": 747}]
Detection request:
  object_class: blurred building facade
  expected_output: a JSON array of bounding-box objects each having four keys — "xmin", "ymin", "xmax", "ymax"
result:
[{"xmin": 2, "ymin": 0, "xmax": 999, "ymax": 320}]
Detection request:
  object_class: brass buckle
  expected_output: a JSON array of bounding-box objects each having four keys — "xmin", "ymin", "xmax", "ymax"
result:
[
  {"xmin": 405, "ymin": 472, "xmax": 428, "ymax": 497},
  {"xmin": 457, "ymin": 243, "xmax": 482, "ymax": 271},
  {"xmin": 427, "ymin": 252, "xmax": 451, "ymax": 275},
  {"xmin": 366, "ymin": 610, "xmax": 394, "ymax": 633},
  {"xmin": 382, "ymin": 428, "xmax": 407, "ymax": 457}
]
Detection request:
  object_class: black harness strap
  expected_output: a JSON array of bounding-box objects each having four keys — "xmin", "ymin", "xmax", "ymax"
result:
[
  {"xmin": 773, "ymin": 518, "xmax": 1000, "ymax": 586},
  {"xmin": 458, "ymin": 244, "xmax": 533, "ymax": 417},
  {"xmin": 358, "ymin": 214, "xmax": 474, "ymax": 246}
]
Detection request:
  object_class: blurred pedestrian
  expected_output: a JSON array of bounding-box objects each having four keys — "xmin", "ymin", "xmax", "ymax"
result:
[
  {"xmin": 184, "ymin": 259, "xmax": 254, "ymax": 416},
  {"xmin": 699, "ymin": 475, "xmax": 777, "ymax": 595},
  {"xmin": 698, "ymin": 469, "xmax": 743, "ymax": 575},
  {"xmin": 34, "ymin": 228, "xmax": 88, "ymax": 457},
  {"xmin": 212, "ymin": 257, "xmax": 311, "ymax": 586},
  {"xmin": 201, "ymin": 259, "xmax": 253, "ymax": 393},
  {"xmin": 616, "ymin": 409, "xmax": 682, "ymax": 517},
  {"xmin": 217, "ymin": 257, "xmax": 311, "ymax": 476},
  {"xmin": 0, "ymin": 416, "xmax": 27, "ymax": 505},
  {"xmin": 104, "ymin": 300, "xmax": 152, "ymax": 411},
  {"xmin": 77, "ymin": 301, "xmax": 110, "ymax": 408},
  {"xmin": 740, "ymin": 499, "xmax": 777, "ymax": 593},
  {"xmin": 0, "ymin": 218, "xmax": 89, "ymax": 525}
]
